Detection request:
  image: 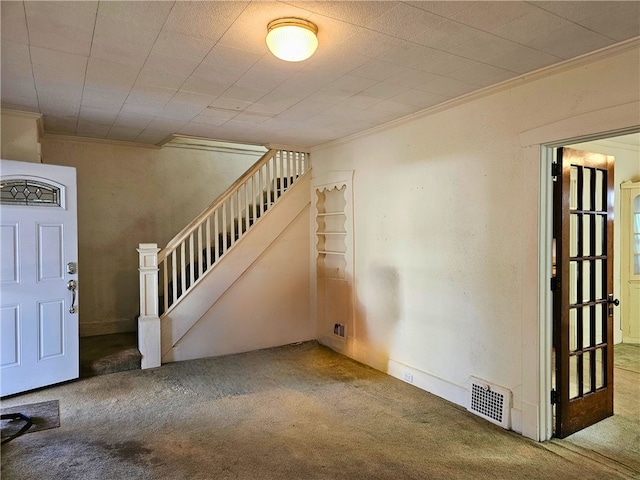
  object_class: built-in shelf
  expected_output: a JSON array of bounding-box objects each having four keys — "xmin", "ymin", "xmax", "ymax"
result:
[{"xmin": 314, "ymin": 175, "xmax": 353, "ymax": 354}]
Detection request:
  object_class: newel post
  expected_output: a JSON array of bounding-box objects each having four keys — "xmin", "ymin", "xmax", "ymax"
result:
[{"xmin": 137, "ymin": 243, "xmax": 161, "ymax": 369}]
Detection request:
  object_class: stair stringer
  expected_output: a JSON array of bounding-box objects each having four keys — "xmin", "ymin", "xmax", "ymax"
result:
[{"xmin": 160, "ymin": 172, "xmax": 311, "ymax": 361}]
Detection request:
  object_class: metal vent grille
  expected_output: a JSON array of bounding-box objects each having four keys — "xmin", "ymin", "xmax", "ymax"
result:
[{"xmin": 468, "ymin": 377, "xmax": 511, "ymax": 429}]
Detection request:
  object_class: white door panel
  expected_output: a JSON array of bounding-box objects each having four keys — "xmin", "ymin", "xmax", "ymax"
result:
[
  {"xmin": 1, "ymin": 223, "xmax": 19, "ymax": 283},
  {"xmin": 1, "ymin": 304, "xmax": 20, "ymax": 367},
  {"xmin": 1, "ymin": 160, "xmax": 78, "ymax": 396}
]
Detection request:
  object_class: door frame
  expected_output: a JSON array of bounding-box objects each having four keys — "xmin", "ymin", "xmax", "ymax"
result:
[{"xmin": 535, "ymin": 127, "xmax": 639, "ymax": 441}]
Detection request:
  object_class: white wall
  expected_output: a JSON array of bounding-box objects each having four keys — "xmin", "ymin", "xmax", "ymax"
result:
[
  {"xmin": 1, "ymin": 110, "xmax": 41, "ymax": 163},
  {"xmin": 41, "ymin": 137, "xmax": 261, "ymax": 336},
  {"xmin": 566, "ymin": 138, "xmax": 640, "ymax": 344},
  {"xmin": 311, "ymin": 44, "xmax": 640, "ymax": 439}
]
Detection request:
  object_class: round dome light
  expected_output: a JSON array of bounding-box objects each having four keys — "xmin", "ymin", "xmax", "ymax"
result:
[{"xmin": 266, "ymin": 18, "xmax": 318, "ymax": 62}]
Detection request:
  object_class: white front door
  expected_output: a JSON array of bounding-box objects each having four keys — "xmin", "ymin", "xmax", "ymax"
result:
[{"xmin": 1, "ymin": 160, "xmax": 79, "ymax": 396}]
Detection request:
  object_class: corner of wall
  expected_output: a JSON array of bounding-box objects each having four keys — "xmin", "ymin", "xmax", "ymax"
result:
[{"xmin": 1, "ymin": 109, "xmax": 43, "ymax": 163}]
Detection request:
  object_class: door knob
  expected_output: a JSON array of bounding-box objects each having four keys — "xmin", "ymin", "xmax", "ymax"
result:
[
  {"xmin": 67, "ymin": 280, "xmax": 77, "ymax": 314},
  {"xmin": 607, "ymin": 294, "xmax": 619, "ymax": 316}
]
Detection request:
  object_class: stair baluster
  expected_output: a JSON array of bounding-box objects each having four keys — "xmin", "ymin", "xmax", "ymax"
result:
[{"xmin": 145, "ymin": 149, "xmax": 309, "ymax": 321}]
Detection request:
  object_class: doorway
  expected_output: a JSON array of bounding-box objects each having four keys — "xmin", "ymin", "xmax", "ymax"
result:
[{"xmin": 549, "ymin": 133, "xmax": 640, "ymax": 468}]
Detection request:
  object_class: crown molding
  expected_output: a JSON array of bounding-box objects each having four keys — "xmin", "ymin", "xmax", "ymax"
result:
[
  {"xmin": 160, "ymin": 134, "xmax": 268, "ymax": 155},
  {"xmin": 266, "ymin": 143, "xmax": 311, "ymax": 154},
  {"xmin": 0, "ymin": 108, "xmax": 42, "ymax": 120},
  {"xmin": 1, "ymin": 108, "xmax": 44, "ymax": 138},
  {"xmin": 311, "ymin": 37, "xmax": 640, "ymax": 153},
  {"xmin": 41, "ymin": 133, "xmax": 161, "ymax": 149}
]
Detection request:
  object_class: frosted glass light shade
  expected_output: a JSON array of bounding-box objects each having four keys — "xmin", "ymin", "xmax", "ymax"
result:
[{"xmin": 266, "ymin": 18, "xmax": 318, "ymax": 62}]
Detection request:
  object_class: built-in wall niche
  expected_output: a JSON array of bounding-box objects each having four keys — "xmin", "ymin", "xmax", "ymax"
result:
[
  {"xmin": 316, "ymin": 186, "xmax": 347, "ymax": 280},
  {"xmin": 313, "ymin": 171, "xmax": 354, "ymax": 355}
]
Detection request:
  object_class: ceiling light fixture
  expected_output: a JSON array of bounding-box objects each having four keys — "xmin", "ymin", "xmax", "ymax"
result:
[{"xmin": 266, "ymin": 18, "xmax": 318, "ymax": 62}]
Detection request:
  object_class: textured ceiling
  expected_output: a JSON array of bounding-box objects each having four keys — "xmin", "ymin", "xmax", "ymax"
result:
[{"xmin": 1, "ymin": 1, "xmax": 639, "ymax": 148}]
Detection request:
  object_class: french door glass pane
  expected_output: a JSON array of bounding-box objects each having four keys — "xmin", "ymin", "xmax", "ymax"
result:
[
  {"xmin": 570, "ymin": 215, "xmax": 578, "ymax": 257},
  {"xmin": 583, "ymin": 307, "xmax": 591, "ymax": 348},
  {"xmin": 595, "ymin": 170, "xmax": 604, "ymax": 211},
  {"xmin": 596, "ymin": 348, "xmax": 605, "ymax": 389},
  {"xmin": 570, "ymin": 309, "xmax": 578, "ymax": 351},
  {"xmin": 595, "ymin": 260, "xmax": 604, "ymax": 300},
  {"xmin": 570, "ymin": 355, "xmax": 579, "ymax": 399},
  {"xmin": 570, "ymin": 261, "xmax": 578, "ymax": 304},
  {"xmin": 583, "ymin": 216, "xmax": 591, "ymax": 255},
  {"xmin": 595, "ymin": 304, "xmax": 604, "ymax": 345},
  {"xmin": 570, "ymin": 166, "xmax": 578, "ymax": 209},
  {"xmin": 583, "ymin": 168, "xmax": 592, "ymax": 211},
  {"xmin": 583, "ymin": 261, "xmax": 591, "ymax": 301},
  {"xmin": 595, "ymin": 216, "xmax": 603, "ymax": 256},
  {"xmin": 583, "ymin": 351, "xmax": 592, "ymax": 394}
]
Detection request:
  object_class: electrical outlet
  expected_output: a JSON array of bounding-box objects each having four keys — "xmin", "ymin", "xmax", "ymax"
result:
[{"xmin": 403, "ymin": 372, "xmax": 414, "ymax": 384}]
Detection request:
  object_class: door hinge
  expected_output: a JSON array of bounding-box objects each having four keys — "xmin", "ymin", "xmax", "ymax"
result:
[
  {"xmin": 550, "ymin": 389, "xmax": 558, "ymax": 405},
  {"xmin": 551, "ymin": 162, "xmax": 560, "ymax": 179}
]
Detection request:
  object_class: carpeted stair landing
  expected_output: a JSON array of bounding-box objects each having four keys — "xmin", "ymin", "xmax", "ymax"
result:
[{"xmin": 79, "ymin": 332, "xmax": 141, "ymax": 377}]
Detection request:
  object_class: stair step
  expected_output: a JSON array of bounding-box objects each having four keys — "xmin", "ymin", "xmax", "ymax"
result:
[{"xmin": 79, "ymin": 332, "xmax": 141, "ymax": 378}]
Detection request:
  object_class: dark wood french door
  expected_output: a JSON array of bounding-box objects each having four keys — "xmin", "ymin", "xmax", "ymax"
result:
[{"xmin": 553, "ymin": 147, "xmax": 616, "ymax": 438}]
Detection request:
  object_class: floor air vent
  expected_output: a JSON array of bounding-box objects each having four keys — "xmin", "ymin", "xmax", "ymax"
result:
[{"xmin": 467, "ymin": 376, "xmax": 511, "ymax": 429}]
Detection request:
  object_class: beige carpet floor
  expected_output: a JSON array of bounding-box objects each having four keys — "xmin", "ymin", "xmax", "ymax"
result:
[{"xmin": 1, "ymin": 342, "xmax": 637, "ymax": 479}]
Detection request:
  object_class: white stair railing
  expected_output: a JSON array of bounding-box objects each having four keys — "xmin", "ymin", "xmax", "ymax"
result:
[
  {"xmin": 143, "ymin": 149, "xmax": 310, "ymax": 322},
  {"xmin": 138, "ymin": 149, "xmax": 309, "ymax": 367}
]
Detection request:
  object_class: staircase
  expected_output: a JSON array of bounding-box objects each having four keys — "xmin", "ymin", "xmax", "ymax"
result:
[
  {"xmin": 160, "ymin": 181, "xmax": 297, "ymax": 314},
  {"xmin": 137, "ymin": 148, "xmax": 311, "ymax": 368},
  {"xmin": 80, "ymin": 332, "xmax": 141, "ymax": 377}
]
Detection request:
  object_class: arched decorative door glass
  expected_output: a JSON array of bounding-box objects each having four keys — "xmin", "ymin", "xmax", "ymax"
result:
[{"xmin": 0, "ymin": 179, "xmax": 61, "ymax": 206}]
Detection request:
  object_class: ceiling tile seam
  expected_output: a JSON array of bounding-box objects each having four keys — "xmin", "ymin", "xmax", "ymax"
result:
[
  {"xmin": 198, "ymin": 1, "xmax": 304, "ymax": 131},
  {"xmin": 323, "ymin": 3, "xmax": 569, "ymax": 73},
  {"xmin": 525, "ymin": 0, "xmax": 631, "ymax": 43},
  {"xmin": 104, "ymin": 1, "xmax": 177, "ymax": 142},
  {"xmin": 274, "ymin": 2, "xmax": 427, "ymax": 82},
  {"xmin": 400, "ymin": 0, "xmax": 552, "ymax": 50},
  {"xmin": 75, "ymin": 0, "xmax": 100, "ymax": 136},
  {"xmin": 279, "ymin": 0, "xmax": 393, "ymax": 28},
  {"xmin": 311, "ymin": 37, "xmax": 640, "ymax": 152},
  {"xmin": 135, "ymin": 1, "xmax": 260, "ymax": 142},
  {"xmin": 173, "ymin": 55, "xmax": 297, "ymax": 136},
  {"xmin": 22, "ymin": 0, "xmax": 42, "ymax": 123}
]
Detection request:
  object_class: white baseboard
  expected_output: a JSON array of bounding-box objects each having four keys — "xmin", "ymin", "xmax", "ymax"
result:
[
  {"xmin": 79, "ymin": 318, "xmax": 136, "ymax": 337},
  {"xmin": 387, "ymin": 358, "xmax": 468, "ymax": 408}
]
